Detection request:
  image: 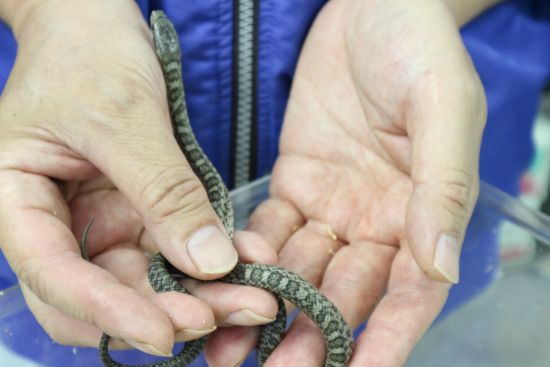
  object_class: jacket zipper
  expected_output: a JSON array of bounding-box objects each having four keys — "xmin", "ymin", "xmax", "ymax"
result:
[{"xmin": 230, "ymin": 0, "xmax": 259, "ymax": 188}]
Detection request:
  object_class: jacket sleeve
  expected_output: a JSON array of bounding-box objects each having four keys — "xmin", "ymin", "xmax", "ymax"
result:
[{"xmin": 0, "ymin": 21, "xmax": 16, "ymax": 94}]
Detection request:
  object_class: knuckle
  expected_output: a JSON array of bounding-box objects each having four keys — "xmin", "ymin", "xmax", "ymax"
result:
[
  {"xmin": 438, "ymin": 170, "xmax": 476, "ymax": 219},
  {"xmin": 141, "ymin": 167, "xmax": 209, "ymax": 223},
  {"xmin": 16, "ymin": 254, "xmax": 93, "ymax": 322},
  {"xmin": 16, "ymin": 257, "xmax": 45, "ymax": 300},
  {"xmin": 16, "ymin": 256, "xmax": 62, "ymax": 311}
]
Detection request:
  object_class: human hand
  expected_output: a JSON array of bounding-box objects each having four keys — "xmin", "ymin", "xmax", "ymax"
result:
[
  {"xmin": 205, "ymin": 0, "xmax": 486, "ymax": 365},
  {"xmin": 0, "ymin": 0, "xmax": 277, "ymax": 357}
]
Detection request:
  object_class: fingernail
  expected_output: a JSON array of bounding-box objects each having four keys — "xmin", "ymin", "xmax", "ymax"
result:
[
  {"xmin": 434, "ymin": 234, "xmax": 460, "ymax": 284},
  {"xmin": 175, "ymin": 326, "xmax": 217, "ymax": 341},
  {"xmin": 187, "ymin": 225, "xmax": 238, "ymax": 274},
  {"xmin": 224, "ymin": 309, "xmax": 275, "ymax": 326},
  {"xmin": 123, "ymin": 339, "xmax": 172, "ymax": 357}
]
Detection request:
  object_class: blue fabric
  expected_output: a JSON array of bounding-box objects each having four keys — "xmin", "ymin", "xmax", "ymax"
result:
[
  {"xmin": 254, "ymin": 0, "xmax": 325, "ymax": 177},
  {"xmin": 139, "ymin": 0, "xmax": 325, "ymax": 181},
  {"xmin": 151, "ymin": 0, "xmax": 235, "ymax": 182},
  {"xmin": 515, "ymin": 0, "xmax": 550, "ymax": 18},
  {"xmin": 473, "ymin": 1, "xmax": 550, "ymax": 196},
  {"xmin": 0, "ymin": 15, "xmax": 16, "ymax": 289},
  {"xmin": 0, "ymin": 21, "xmax": 15, "ymax": 94},
  {"xmin": 0, "ymin": 0, "xmax": 549, "ymax": 365}
]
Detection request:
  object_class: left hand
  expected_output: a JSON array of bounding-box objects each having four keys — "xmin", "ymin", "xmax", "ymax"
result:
[
  {"xmin": 0, "ymin": 0, "xmax": 278, "ymax": 355},
  {"xmin": 203, "ymin": 0, "xmax": 486, "ymax": 365}
]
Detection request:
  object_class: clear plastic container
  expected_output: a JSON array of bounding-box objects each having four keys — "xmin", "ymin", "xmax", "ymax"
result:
[{"xmin": 0, "ymin": 177, "xmax": 549, "ymax": 366}]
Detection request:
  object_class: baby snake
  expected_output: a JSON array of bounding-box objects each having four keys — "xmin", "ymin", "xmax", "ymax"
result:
[{"xmin": 83, "ymin": 10, "xmax": 353, "ymax": 367}]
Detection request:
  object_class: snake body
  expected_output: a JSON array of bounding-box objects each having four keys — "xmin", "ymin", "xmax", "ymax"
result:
[{"xmin": 92, "ymin": 11, "xmax": 353, "ymax": 367}]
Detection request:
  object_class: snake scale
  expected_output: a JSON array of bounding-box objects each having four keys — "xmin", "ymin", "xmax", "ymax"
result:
[{"xmin": 84, "ymin": 10, "xmax": 353, "ymax": 367}]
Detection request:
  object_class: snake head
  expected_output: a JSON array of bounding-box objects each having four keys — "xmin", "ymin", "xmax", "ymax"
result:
[{"xmin": 150, "ymin": 10, "xmax": 181, "ymax": 64}]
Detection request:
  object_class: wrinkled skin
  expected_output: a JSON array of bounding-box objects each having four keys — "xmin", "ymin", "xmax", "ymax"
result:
[
  {"xmin": 205, "ymin": 0, "xmax": 486, "ymax": 366},
  {"xmin": 0, "ymin": 0, "xmax": 279, "ymax": 357}
]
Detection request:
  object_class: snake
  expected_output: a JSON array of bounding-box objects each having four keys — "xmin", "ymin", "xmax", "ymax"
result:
[{"xmin": 81, "ymin": 10, "xmax": 354, "ymax": 367}]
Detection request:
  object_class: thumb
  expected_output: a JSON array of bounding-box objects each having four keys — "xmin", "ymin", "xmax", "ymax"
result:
[
  {"xmin": 80, "ymin": 93, "xmax": 237, "ymax": 281},
  {"xmin": 406, "ymin": 72, "xmax": 486, "ymax": 284}
]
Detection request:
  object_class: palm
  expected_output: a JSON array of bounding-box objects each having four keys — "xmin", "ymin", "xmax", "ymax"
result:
[
  {"xmin": 68, "ymin": 176, "xmax": 144, "ymax": 257},
  {"xmin": 240, "ymin": 0, "xmax": 482, "ymax": 365},
  {"xmin": 273, "ymin": 0, "xmax": 438, "ymax": 252}
]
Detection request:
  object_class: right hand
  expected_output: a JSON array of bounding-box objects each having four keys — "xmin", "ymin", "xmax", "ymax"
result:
[
  {"xmin": 204, "ymin": 0, "xmax": 488, "ymax": 365},
  {"xmin": 0, "ymin": 0, "xmax": 277, "ymax": 356}
]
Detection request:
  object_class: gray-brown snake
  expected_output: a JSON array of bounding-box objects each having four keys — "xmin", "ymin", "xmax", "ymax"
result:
[{"xmin": 81, "ymin": 10, "xmax": 354, "ymax": 367}]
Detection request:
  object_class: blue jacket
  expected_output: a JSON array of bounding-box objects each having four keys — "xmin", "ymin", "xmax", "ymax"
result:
[{"xmin": 0, "ymin": 1, "xmax": 549, "ymax": 366}]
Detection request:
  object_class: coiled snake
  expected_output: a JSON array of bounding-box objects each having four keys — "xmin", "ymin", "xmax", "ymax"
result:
[{"xmin": 83, "ymin": 10, "xmax": 354, "ymax": 367}]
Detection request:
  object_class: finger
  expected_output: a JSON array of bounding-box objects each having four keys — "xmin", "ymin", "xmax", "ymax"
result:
[
  {"xmin": 136, "ymin": 230, "xmax": 279, "ymax": 279},
  {"xmin": 276, "ymin": 220, "xmax": 345, "ymax": 312},
  {"xmin": 197, "ymin": 231, "xmax": 278, "ymax": 365},
  {"xmin": 0, "ymin": 172, "xmax": 174, "ymax": 356},
  {"xmin": 118, "ymin": 229, "xmax": 278, "ymax": 328},
  {"xmin": 265, "ymin": 242, "xmax": 396, "ymax": 366},
  {"xmin": 21, "ymin": 283, "xmax": 104, "ymax": 347},
  {"xmin": 93, "ymin": 244, "xmax": 217, "ymax": 341},
  {"xmin": 279, "ymin": 220, "xmax": 345, "ymax": 285},
  {"xmin": 152, "ymin": 292, "xmax": 217, "ymax": 342},
  {"xmin": 204, "ymin": 326, "xmax": 261, "ymax": 367},
  {"xmin": 233, "ymin": 230, "xmax": 278, "ymax": 265},
  {"xmin": 247, "ymin": 198, "xmax": 305, "ymax": 253},
  {"xmin": 105, "ymin": 230, "xmax": 278, "ymax": 330},
  {"xmin": 22, "ymin": 282, "xmax": 168, "ymax": 350},
  {"xmin": 350, "ymin": 245, "xmax": 450, "ymax": 367},
  {"xmin": 63, "ymin": 72, "xmax": 237, "ymax": 280},
  {"xmin": 181, "ymin": 279, "xmax": 278, "ymax": 327},
  {"xmin": 95, "ymin": 240, "xmax": 274, "ymax": 334},
  {"xmin": 406, "ymin": 45, "xmax": 486, "ymax": 283},
  {"xmin": 191, "ymin": 232, "xmax": 278, "ymax": 327}
]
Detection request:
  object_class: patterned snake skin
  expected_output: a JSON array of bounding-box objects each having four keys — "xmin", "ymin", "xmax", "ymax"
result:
[{"xmin": 87, "ymin": 10, "xmax": 353, "ymax": 367}]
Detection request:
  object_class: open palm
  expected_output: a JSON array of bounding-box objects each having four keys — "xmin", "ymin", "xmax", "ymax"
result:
[{"xmin": 205, "ymin": 0, "xmax": 486, "ymax": 365}]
